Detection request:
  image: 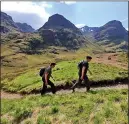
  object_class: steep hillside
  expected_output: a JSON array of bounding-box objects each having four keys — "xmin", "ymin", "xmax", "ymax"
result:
[
  {"xmin": 1, "ymin": 12, "xmax": 19, "ymax": 33},
  {"xmin": 39, "ymin": 14, "xmax": 80, "ymax": 33},
  {"xmin": 80, "ymin": 20, "xmax": 128, "ymax": 52},
  {"xmin": 1, "ymin": 12, "xmax": 35, "ymax": 33},
  {"xmin": 38, "ymin": 14, "xmax": 97, "ymax": 50}
]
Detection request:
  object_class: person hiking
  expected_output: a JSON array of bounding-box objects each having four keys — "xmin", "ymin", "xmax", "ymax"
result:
[
  {"xmin": 41, "ymin": 63, "xmax": 56, "ymax": 95},
  {"xmin": 71, "ymin": 56, "xmax": 92, "ymax": 92}
]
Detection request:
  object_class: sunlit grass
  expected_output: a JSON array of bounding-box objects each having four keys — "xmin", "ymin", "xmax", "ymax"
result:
[
  {"xmin": 2, "ymin": 60, "xmax": 128, "ymax": 93},
  {"xmin": 1, "ymin": 89, "xmax": 128, "ymax": 124}
]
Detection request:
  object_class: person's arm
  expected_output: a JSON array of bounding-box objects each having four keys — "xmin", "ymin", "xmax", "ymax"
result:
[
  {"xmin": 45, "ymin": 72, "xmax": 48, "ymax": 85},
  {"xmin": 81, "ymin": 66, "xmax": 86, "ymax": 80}
]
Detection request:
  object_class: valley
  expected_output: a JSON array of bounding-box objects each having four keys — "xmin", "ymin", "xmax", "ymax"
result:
[{"xmin": 1, "ymin": 11, "xmax": 128, "ymax": 124}]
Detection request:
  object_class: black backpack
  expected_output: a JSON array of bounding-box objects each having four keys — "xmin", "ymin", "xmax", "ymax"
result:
[
  {"xmin": 77, "ymin": 60, "xmax": 84, "ymax": 69},
  {"xmin": 39, "ymin": 68, "xmax": 46, "ymax": 77}
]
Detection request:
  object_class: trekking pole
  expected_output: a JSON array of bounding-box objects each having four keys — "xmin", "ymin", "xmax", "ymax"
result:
[
  {"xmin": 51, "ymin": 76, "xmax": 55, "ymax": 81},
  {"xmin": 88, "ymin": 69, "xmax": 92, "ymax": 75}
]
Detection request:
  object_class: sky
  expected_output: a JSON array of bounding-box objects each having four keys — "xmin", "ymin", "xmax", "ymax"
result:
[{"xmin": 1, "ymin": 1, "xmax": 128, "ymax": 30}]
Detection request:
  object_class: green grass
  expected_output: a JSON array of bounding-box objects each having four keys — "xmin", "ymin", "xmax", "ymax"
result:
[
  {"xmin": 1, "ymin": 89, "xmax": 128, "ymax": 124},
  {"xmin": 117, "ymin": 52, "xmax": 128, "ymax": 64},
  {"xmin": 2, "ymin": 60, "xmax": 128, "ymax": 93},
  {"xmin": 53, "ymin": 60, "xmax": 127, "ymax": 81}
]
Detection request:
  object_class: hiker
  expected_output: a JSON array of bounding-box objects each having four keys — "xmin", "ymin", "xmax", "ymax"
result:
[
  {"xmin": 40, "ymin": 63, "xmax": 56, "ymax": 95},
  {"xmin": 72, "ymin": 56, "xmax": 92, "ymax": 92}
]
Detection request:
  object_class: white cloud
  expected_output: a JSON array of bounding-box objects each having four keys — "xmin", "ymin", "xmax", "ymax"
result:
[
  {"xmin": 1, "ymin": 1, "xmax": 53, "ymax": 29},
  {"xmin": 60, "ymin": 1, "xmax": 76, "ymax": 5},
  {"xmin": 121, "ymin": 17, "xmax": 128, "ymax": 22},
  {"xmin": 1, "ymin": 1, "xmax": 52, "ymax": 22},
  {"xmin": 126, "ymin": 28, "xmax": 128, "ymax": 31},
  {"xmin": 75, "ymin": 24, "xmax": 85, "ymax": 28}
]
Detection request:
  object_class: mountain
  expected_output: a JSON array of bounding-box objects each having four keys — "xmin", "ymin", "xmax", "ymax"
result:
[
  {"xmin": 94, "ymin": 20, "xmax": 128, "ymax": 41},
  {"xmin": 39, "ymin": 14, "xmax": 80, "ymax": 33},
  {"xmin": 1, "ymin": 12, "xmax": 103, "ymax": 54},
  {"xmin": 80, "ymin": 20, "xmax": 128, "ymax": 52},
  {"xmin": 16, "ymin": 22, "xmax": 35, "ymax": 33},
  {"xmin": 38, "ymin": 14, "xmax": 88, "ymax": 49},
  {"xmin": 1, "ymin": 12, "xmax": 35, "ymax": 33},
  {"xmin": 1, "ymin": 12, "xmax": 19, "ymax": 33},
  {"xmin": 80, "ymin": 26, "xmax": 99, "ymax": 34},
  {"xmin": 80, "ymin": 20, "xmax": 128, "ymax": 41},
  {"xmin": 2, "ymin": 11, "xmax": 126, "ymax": 53}
]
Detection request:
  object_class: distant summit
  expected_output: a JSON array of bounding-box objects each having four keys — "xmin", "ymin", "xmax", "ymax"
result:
[
  {"xmin": 1, "ymin": 11, "xmax": 35, "ymax": 33},
  {"xmin": 80, "ymin": 20, "xmax": 128, "ymax": 51},
  {"xmin": 80, "ymin": 20, "xmax": 128, "ymax": 41},
  {"xmin": 38, "ymin": 14, "xmax": 88, "ymax": 49},
  {"xmin": 1, "ymin": 11, "xmax": 19, "ymax": 33},
  {"xmin": 16, "ymin": 22, "xmax": 35, "ymax": 33},
  {"xmin": 94, "ymin": 20, "xmax": 128, "ymax": 41},
  {"xmin": 39, "ymin": 14, "xmax": 80, "ymax": 33}
]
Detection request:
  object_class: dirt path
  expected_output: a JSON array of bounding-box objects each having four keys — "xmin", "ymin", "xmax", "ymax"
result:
[
  {"xmin": 57, "ymin": 84, "xmax": 128, "ymax": 95},
  {"xmin": 94, "ymin": 53, "xmax": 128, "ymax": 69},
  {"xmin": 1, "ymin": 91, "xmax": 23, "ymax": 99},
  {"xmin": 1, "ymin": 84, "xmax": 128, "ymax": 99}
]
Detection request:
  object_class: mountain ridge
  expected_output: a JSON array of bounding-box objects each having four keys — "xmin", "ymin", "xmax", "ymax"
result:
[
  {"xmin": 1, "ymin": 11, "xmax": 35, "ymax": 33},
  {"xmin": 80, "ymin": 20, "xmax": 128, "ymax": 41},
  {"xmin": 80, "ymin": 20, "xmax": 128, "ymax": 52},
  {"xmin": 16, "ymin": 22, "xmax": 35, "ymax": 33},
  {"xmin": 1, "ymin": 11, "xmax": 128, "ymax": 52}
]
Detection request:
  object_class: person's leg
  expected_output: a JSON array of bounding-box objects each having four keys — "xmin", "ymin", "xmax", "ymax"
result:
[
  {"xmin": 48, "ymin": 80, "xmax": 56, "ymax": 94},
  {"xmin": 41, "ymin": 78, "xmax": 47, "ymax": 95},
  {"xmin": 84, "ymin": 75, "xmax": 90, "ymax": 92}
]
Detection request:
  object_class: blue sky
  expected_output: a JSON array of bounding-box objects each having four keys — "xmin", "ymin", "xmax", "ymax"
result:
[{"xmin": 1, "ymin": 1, "xmax": 128, "ymax": 30}]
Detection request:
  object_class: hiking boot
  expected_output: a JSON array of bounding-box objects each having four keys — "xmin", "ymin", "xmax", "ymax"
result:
[
  {"xmin": 41, "ymin": 93, "xmax": 45, "ymax": 96},
  {"xmin": 41, "ymin": 91, "xmax": 45, "ymax": 96},
  {"xmin": 86, "ymin": 86, "xmax": 90, "ymax": 92},
  {"xmin": 72, "ymin": 88, "xmax": 75, "ymax": 93},
  {"xmin": 52, "ymin": 91, "xmax": 56, "ymax": 94},
  {"xmin": 52, "ymin": 89, "xmax": 56, "ymax": 94}
]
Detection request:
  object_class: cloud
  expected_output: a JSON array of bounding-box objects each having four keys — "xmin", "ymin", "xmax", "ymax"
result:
[
  {"xmin": 75, "ymin": 24, "xmax": 85, "ymax": 28},
  {"xmin": 121, "ymin": 17, "xmax": 128, "ymax": 22},
  {"xmin": 1, "ymin": 1, "xmax": 52, "ymax": 29},
  {"xmin": 1, "ymin": 1, "xmax": 52, "ymax": 19},
  {"xmin": 60, "ymin": 1, "xmax": 76, "ymax": 5},
  {"xmin": 126, "ymin": 28, "xmax": 128, "ymax": 31}
]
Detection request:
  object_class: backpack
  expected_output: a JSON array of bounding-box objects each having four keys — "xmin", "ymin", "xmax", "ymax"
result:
[
  {"xmin": 77, "ymin": 60, "xmax": 84, "ymax": 69},
  {"xmin": 39, "ymin": 68, "xmax": 46, "ymax": 77}
]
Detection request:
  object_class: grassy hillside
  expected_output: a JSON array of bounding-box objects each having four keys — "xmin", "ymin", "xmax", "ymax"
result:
[
  {"xmin": 117, "ymin": 52, "xmax": 128, "ymax": 64},
  {"xmin": 1, "ymin": 31, "xmax": 105, "ymax": 81},
  {"xmin": 84, "ymin": 35, "xmax": 128, "ymax": 53},
  {"xmin": 1, "ymin": 32, "xmax": 128, "ymax": 93},
  {"xmin": 1, "ymin": 60, "xmax": 128, "ymax": 93},
  {"xmin": 1, "ymin": 32, "xmax": 128, "ymax": 94},
  {"xmin": 1, "ymin": 89, "xmax": 128, "ymax": 124},
  {"xmin": 97, "ymin": 40, "xmax": 128, "ymax": 52}
]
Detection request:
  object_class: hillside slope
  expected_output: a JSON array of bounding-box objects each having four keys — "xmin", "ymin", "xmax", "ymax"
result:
[
  {"xmin": 80, "ymin": 20, "xmax": 128, "ymax": 52},
  {"xmin": 1, "ymin": 12, "xmax": 35, "ymax": 33}
]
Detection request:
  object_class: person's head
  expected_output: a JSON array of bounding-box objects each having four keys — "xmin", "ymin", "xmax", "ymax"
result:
[
  {"xmin": 86, "ymin": 56, "xmax": 92, "ymax": 62},
  {"xmin": 50, "ymin": 63, "xmax": 56, "ymax": 68}
]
